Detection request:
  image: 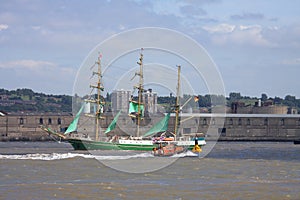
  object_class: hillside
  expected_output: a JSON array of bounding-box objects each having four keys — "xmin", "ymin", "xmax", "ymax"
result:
[{"xmin": 0, "ymin": 88, "xmax": 72, "ymax": 112}]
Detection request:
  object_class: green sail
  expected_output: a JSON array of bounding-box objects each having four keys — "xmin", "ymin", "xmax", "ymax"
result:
[
  {"xmin": 64, "ymin": 103, "xmax": 85, "ymax": 134},
  {"xmin": 129, "ymin": 101, "xmax": 144, "ymax": 116},
  {"xmin": 143, "ymin": 113, "xmax": 170, "ymax": 137},
  {"xmin": 105, "ymin": 110, "xmax": 121, "ymax": 134}
]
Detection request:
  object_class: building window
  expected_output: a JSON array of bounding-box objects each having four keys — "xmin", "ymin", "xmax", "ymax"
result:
[
  {"xmin": 39, "ymin": 118, "xmax": 43, "ymax": 124},
  {"xmin": 211, "ymin": 118, "xmax": 215, "ymax": 125},
  {"xmin": 48, "ymin": 118, "xmax": 52, "ymax": 124},
  {"xmin": 264, "ymin": 118, "xmax": 268, "ymax": 125},
  {"xmin": 203, "ymin": 118, "xmax": 207, "ymax": 125},
  {"xmin": 298, "ymin": 119, "xmax": 300, "ymax": 126},
  {"xmin": 183, "ymin": 128, "xmax": 191, "ymax": 134},
  {"xmin": 58, "ymin": 118, "xmax": 61, "ymax": 125},
  {"xmin": 229, "ymin": 118, "xmax": 233, "ymax": 125},
  {"xmin": 247, "ymin": 118, "xmax": 251, "ymax": 125},
  {"xmin": 238, "ymin": 118, "xmax": 242, "ymax": 125},
  {"xmin": 218, "ymin": 128, "xmax": 226, "ymax": 136},
  {"xmin": 20, "ymin": 118, "xmax": 24, "ymax": 125},
  {"xmin": 281, "ymin": 119, "xmax": 285, "ymax": 126}
]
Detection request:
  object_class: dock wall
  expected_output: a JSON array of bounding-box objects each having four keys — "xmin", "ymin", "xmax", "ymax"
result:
[{"xmin": 1, "ymin": 113, "xmax": 300, "ymax": 141}]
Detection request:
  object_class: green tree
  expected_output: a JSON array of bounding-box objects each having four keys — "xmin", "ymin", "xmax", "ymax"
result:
[{"xmin": 261, "ymin": 93, "xmax": 268, "ymax": 101}]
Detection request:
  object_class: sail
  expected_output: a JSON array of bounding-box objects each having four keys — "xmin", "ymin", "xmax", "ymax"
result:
[
  {"xmin": 143, "ymin": 113, "xmax": 170, "ymax": 137},
  {"xmin": 129, "ymin": 101, "xmax": 144, "ymax": 116},
  {"xmin": 105, "ymin": 110, "xmax": 121, "ymax": 134},
  {"xmin": 64, "ymin": 103, "xmax": 85, "ymax": 134}
]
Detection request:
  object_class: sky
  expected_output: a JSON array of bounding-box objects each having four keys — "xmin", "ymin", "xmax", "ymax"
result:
[{"xmin": 0, "ymin": 0, "xmax": 300, "ymax": 98}]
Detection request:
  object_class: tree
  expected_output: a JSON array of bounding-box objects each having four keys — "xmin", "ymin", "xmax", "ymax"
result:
[
  {"xmin": 261, "ymin": 93, "xmax": 268, "ymax": 101},
  {"xmin": 284, "ymin": 95, "xmax": 296, "ymax": 107},
  {"xmin": 229, "ymin": 92, "xmax": 241, "ymax": 101},
  {"xmin": 285, "ymin": 95, "xmax": 296, "ymax": 102},
  {"xmin": 274, "ymin": 96, "xmax": 282, "ymax": 105}
]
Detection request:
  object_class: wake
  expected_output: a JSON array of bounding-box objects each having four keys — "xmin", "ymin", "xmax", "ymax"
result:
[
  {"xmin": 0, "ymin": 150, "xmax": 199, "ymax": 161},
  {"xmin": 0, "ymin": 152, "xmax": 154, "ymax": 161}
]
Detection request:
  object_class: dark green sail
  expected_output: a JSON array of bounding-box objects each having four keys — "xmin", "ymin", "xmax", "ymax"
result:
[
  {"xmin": 64, "ymin": 103, "xmax": 85, "ymax": 134},
  {"xmin": 105, "ymin": 110, "xmax": 121, "ymax": 134},
  {"xmin": 143, "ymin": 113, "xmax": 170, "ymax": 137}
]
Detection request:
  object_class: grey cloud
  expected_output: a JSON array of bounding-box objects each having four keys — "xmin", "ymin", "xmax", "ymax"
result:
[
  {"xmin": 231, "ymin": 12, "xmax": 264, "ymax": 20},
  {"xmin": 180, "ymin": 5, "xmax": 207, "ymax": 16}
]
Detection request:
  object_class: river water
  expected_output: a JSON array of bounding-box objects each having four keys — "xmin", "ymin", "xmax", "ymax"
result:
[{"xmin": 0, "ymin": 141, "xmax": 299, "ymax": 200}]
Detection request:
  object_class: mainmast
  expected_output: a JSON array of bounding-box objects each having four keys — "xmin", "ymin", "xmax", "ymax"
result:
[
  {"xmin": 174, "ymin": 65, "xmax": 181, "ymax": 139},
  {"xmin": 89, "ymin": 54, "xmax": 104, "ymax": 141},
  {"xmin": 136, "ymin": 49, "xmax": 144, "ymax": 137}
]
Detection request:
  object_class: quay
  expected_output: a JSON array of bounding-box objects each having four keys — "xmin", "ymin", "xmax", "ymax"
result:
[{"xmin": 0, "ymin": 111, "xmax": 300, "ymax": 141}]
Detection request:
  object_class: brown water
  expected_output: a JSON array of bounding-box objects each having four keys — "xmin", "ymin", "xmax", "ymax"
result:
[{"xmin": 0, "ymin": 142, "xmax": 299, "ymax": 200}]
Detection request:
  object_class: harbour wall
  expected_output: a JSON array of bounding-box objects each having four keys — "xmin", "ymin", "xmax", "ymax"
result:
[
  {"xmin": 0, "ymin": 112, "xmax": 300, "ymax": 141},
  {"xmin": 0, "ymin": 112, "xmax": 72, "ymax": 141}
]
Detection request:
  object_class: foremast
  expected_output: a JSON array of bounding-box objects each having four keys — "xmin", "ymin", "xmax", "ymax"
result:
[{"xmin": 87, "ymin": 54, "xmax": 105, "ymax": 141}]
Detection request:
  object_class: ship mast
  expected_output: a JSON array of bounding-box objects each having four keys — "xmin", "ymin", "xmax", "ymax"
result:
[
  {"xmin": 174, "ymin": 65, "xmax": 181, "ymax": 139},
  {"xmin": 89, "ymin": 54, "xmax": 104, "ymax": 141},
  {"xmin": 136, "ymin": 49, "xmax": 144, "ymax": 137}
]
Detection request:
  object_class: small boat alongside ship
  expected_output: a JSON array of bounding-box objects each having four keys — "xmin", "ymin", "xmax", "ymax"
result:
[
  {"xmin": 152, "ymin": 137, "xmax": 202, "ymax": 157},
  {"xmin": 42, "ymin": 50, "xmax": 206, "ymax": 152}
]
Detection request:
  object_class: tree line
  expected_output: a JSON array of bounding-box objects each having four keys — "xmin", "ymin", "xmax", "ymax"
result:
[
  {"xmin": 0, "ymin": 88, "xmax": 71, "ymax": 112},
  {"xmin": 0, "ymin": 89, "xmax": 299, "ymax": 113}
]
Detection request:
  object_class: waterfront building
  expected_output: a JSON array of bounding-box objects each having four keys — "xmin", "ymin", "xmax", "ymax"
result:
[
  {"xmin": 143, "ymin": 89, "xmax": 157, "ymax": 114},
  {"xmin": 111, "ymin": 90, "xmax": 132, "ymax": 112}
]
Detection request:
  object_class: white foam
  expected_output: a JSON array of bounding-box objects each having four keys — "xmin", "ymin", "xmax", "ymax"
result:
[
  {"xmin": 0, "ymin": 151, "xmax": 202, "ymax": 160},
  {"xmin": 0, "ymin": 153, "xmax": 92, "ymax": 160},
  {"xmin": 101, "ymin": 152, "xmax": 154, "ymax": 160},
  {"xmin": 0, "ymin": 152, "xmax": 154, "ymax": 161},
  {"xmin": 171, "ymin": 151, "xmax": 199, "ymax": 158}
]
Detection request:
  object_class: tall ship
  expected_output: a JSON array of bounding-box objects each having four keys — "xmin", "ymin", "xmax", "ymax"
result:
[{"xmin": 42, "ymin": 50, "xmax": 206, "ymax": 151}]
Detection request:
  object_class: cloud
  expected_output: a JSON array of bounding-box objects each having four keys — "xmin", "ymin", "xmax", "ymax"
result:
[
  {"xmin": 202, "ymin": 23, "xmax": 235, "ymax": 33},
  {"xmin": 203, "ymin": 23, "xmax": 273, "ymax": 47},
  {"xmin": 180, "ymin": 4, "xmax": 207, "ymax": 17},
  {"xmin": 0, "ymin": 60, "xmax": 56, "ymax": 70},
  {"xmin": 0, "ymin": 59, "xmax": 75, "ymax": 76},
  {"xmin": 268, "ymin": 24, "xmax": 300, "ymax": 48},
  {"xmin": 0, "ymin": 59, "xmax": 76, "ymax": 94},
  {"xmin": 231, "ymin": 12, "xmax": 264, "ymax": 21},
  {"xmin": 148, "ymin": 0, "xmax": 188, "ymax": 17},
  {"xmin": 0, "ymin": 24, "xmax": 8, "ymax": 31},
  {"xmin": 281, "ymin": 58, "xmax": 300, "ymax": 66},
  {"xmin": 140, "ymin": 0, "xmax": 219, "ymax": 20}
]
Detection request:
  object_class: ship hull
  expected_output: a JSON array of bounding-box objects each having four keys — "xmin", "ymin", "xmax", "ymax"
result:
[
  {"xmin": 67, "ymin": 138, "xmax": 206, "ymax": 151},
  {"xmin": 67, "ymin": 138, "xmax": 158, "ymax": 151},
  {"xmin": 67, "ymin": 138, "xmax": 120, "ymax": 150}
]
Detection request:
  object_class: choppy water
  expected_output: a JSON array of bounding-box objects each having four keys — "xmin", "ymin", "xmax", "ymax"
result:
[{"xmin": 0, "ymin": 141, "xmax": 300, "ymax": 200}]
